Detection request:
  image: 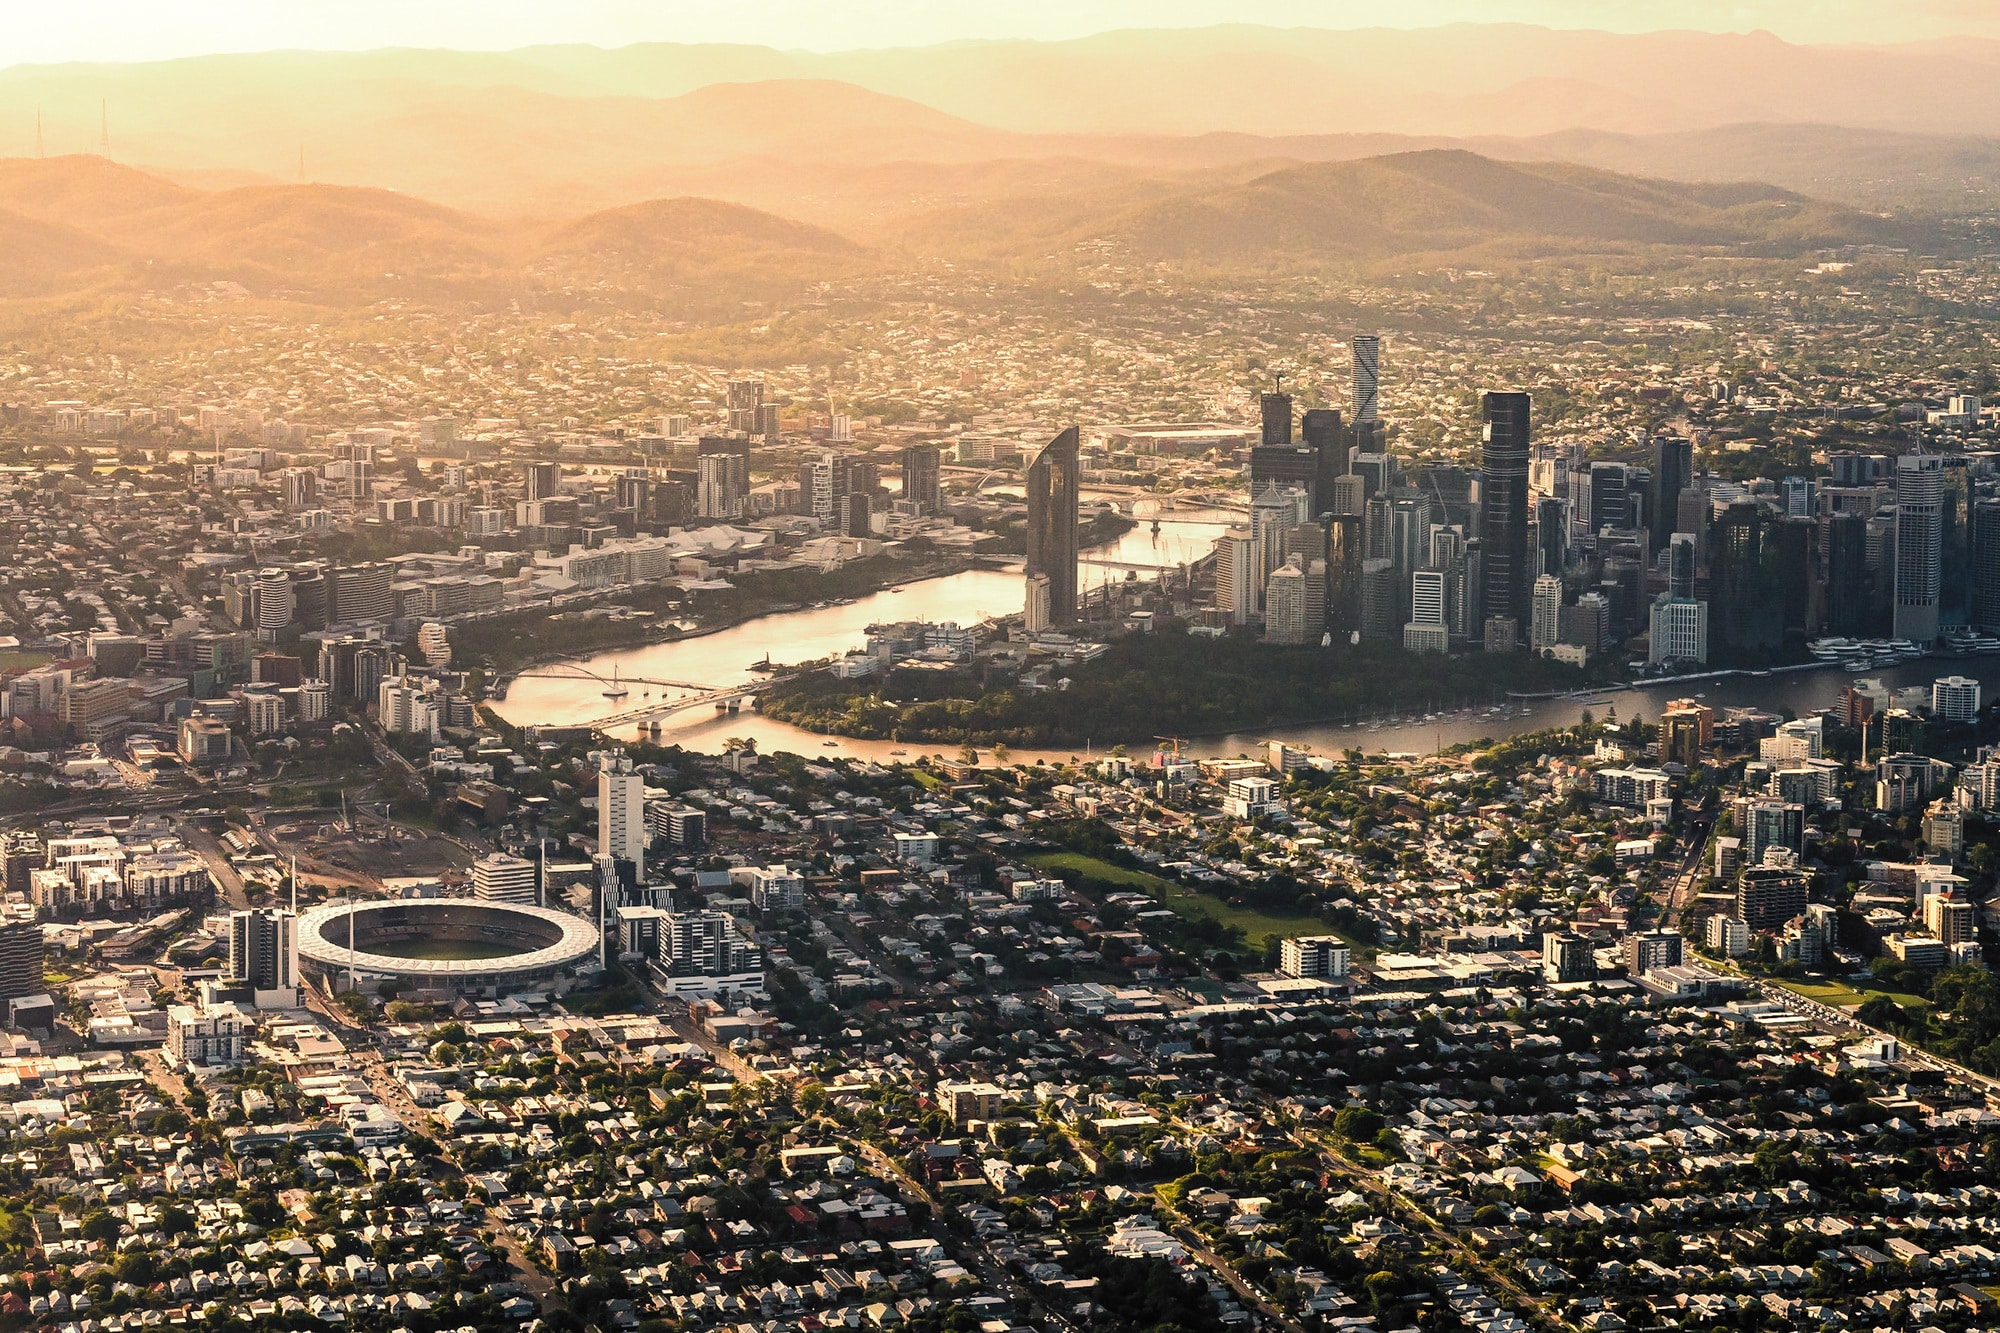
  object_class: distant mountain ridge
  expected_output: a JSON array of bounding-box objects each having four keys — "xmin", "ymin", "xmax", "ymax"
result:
[{"xmin": 0, "ymin": 147, "xmax": 1906, "ymax": 308}]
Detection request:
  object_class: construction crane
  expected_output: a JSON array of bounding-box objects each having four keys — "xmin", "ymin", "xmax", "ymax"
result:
[{"xmin": 1152, "ymin": 735, "xmax": 1188, "ymax": 760}]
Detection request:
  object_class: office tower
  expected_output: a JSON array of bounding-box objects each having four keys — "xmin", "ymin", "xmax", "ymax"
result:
[
  {"xmin": 1941, "ymin": 457, "xmax": 1972, "ymax": 629},
  {"xmin": 1259, "ymin": 390, "xmax": 1293, "ymax": 446},
  {"xmin": 845, "ymin": 492, "xmax": 873, "ymax": 538},
  {"xmin": 754, "ymin": 403, "xmax": 782, "ymax": 439},
  {"xmin": 1709, "ymin": 501, "xmax": 1781, "ymax": 662},
  {"xmin": 1781, "ymin": 475, "xmax": 1815, "ymax": 518},
  {"xmin": 1214, "ymin": 531, "xmax": 1256, "ymax": 624},
  {"xmin": 1351, "ymin": 451, "xmax": 1397, "ymax": 500},
  {"xmin": 1325, "ymin": 515, "xmax": 1364, "ymax": 642},
  {"xmin": 1649, "ymin": 594, "xmax": 1709, "ymax": 664},
  {"xmin": 1668, "ymin": 532, "xmax": 1697, "ymax": 599},
  {"xmin": 598, "ymin": 753, "xmax": 646, "ymax": 874},
  {"xmin": 281, "ymin": 467, "xmax": 317, "ymax": 511},
  {"xmin": 1025, "ymin": 427, "xmax": 1080, "ymax": 627},
  {"xmin": 330, "ymin": 563, "xmax": 394, "ymax": 624},
  {"xmin": 615, "ymin": 471, "xmax": 651, "ymax": 515},
  {"xmin": 1650, "ymin": 435, "xmax": 1691, "ymax": 536},
  {"xmin": 1974, "ymin": 499, "xmax": 2000, "ymax": 630},
  {"xmin": 726, "ymin": 377, "xmax": 764, "ymax": 434},
  {"xmin": 524, "ymin": 461, "xmax": 559, "ymax": 502},
  {"xmin": 228, "ymin": 908, "xmax": 297, "ymax": 992},
  {"xmin": 1265, "ymin": 559, "xmax": 1309, "ymax": 644},
  {"xmin": 1587, "ymin": 463, "xmax": 1630, "ymax": 535},
  {"xmin": 1363, "ymin": 492, "xmax": 1393, "ymax": 561},
  {"xmin": 1825, "ymin": 512, "xmax": 1874, "ymax": 636},
  {"xmin": 1352, "ymin": 334, "xmax": 1381, "ymax": 440},
  {"xmin": 1301, "ymin": 407, "xmax": 1348, "ymax": 484},
  {"xmin": 0, "ymin": 903, "xmax": 41, "ymax": 1002},
  {"xmin": 901, "ymin": 445, "xmax": 942, "ymax": 516},
  {"xmin": 698, "ymin": 452, "xmax": 748, "ymax": 519},
  {"xmin": 1024, "ymin": 572, "xmax": 1054, "ymax": 632},
  {"xmin": 1250, "ymin": 445, "xmax": 1325, "ymax": 514},
  {"xmin": 1252, "ymin": 486, "xmax": 1304, "ymax": 586},
  {"xmin": 473, "ymin": 853, "xmax": 538, "ymax": 905},
  {"xmin": 1389, "ymin": 494, "xmax": 1431, "ymax": 576},
  {"xmin": 1531, "ymin": 574, "xmax": 1562, "ymax": 652},
  {"xmin": 1478, "ymin": 392, "xmax": 1532, "ymax": 648},
  {"xmin": 1894, "ymin": 452, "xmax": 1944, "ymax": 643},
  {"xmin": 1422, "ymin": 464, "xmax": 1477, "ymax": 532},
  {"xmin": 1677, "ymin": 486, "xmax": 1710, "ymax": 561},
  {"xmin": 1360, "ymin": 559, "xmax": 1399, "ymax": 640},
  {"xmin": 1404, "ymin": 568, "xmax": 1448, "ymax": 654},
  {"xmin": 289, "ymin": 567, "xmax": 328, "ymax": 632},
  {"xmin": 1329, "ymin": 473, "xmax": 1367, "ymax": 518},
  {"xmin": 1536, "ymin": 496, "xmax": 1568, "ymax": 576}
]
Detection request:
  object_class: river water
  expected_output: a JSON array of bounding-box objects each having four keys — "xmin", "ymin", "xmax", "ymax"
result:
[{"xmin": 488, "ymin": 505, "xmax": 2000, "ymax": 763}]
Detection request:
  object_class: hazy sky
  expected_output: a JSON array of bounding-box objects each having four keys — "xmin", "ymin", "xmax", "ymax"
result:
[{"xmin": 1, "ymin": 0, "xmax": 1993, "ymax": 65}]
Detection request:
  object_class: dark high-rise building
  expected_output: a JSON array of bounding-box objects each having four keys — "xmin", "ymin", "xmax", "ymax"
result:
[
  {"xmin": 1587, "ymin": 463, "xmax": 1630, "ymax": 536},
  {"xmin": 1941, "ymin": 458, "xmax": 1972, "ymax": 630},
  {"xmin": 1259, "ymin": 392, "xmax": 1293, "ymax": 446},
  {"xmin": 615, "ymin": 471, "xmax": 650, "ymax": 514},
  {"xmin": 900, "ymin": 445, "xmax": 942, "ymax": 516},
  {"xmin": 1302, "ymin": 408, "xmax": 1348, "ymax": 483},
  {"xmin": 1537, "ymin": 496, "xmax": 1568, "ymax": 576},
  {"xmin": 1667, "ymin": 532, "xmax": 1697, "ymax": 599},
  {"xmin": 1250, "ymin": 446, "xmax": 1327, "ymax": 515},
  {"xmin": 1025, "ymin": 427, "xmax": 1080, "ymax": 627},
  {"xmin": 1774, "ymin": 516, "xmax": 1821, "ymax": 643},
  {"xmin": 1894, "ymin": 452, "xmax": 1944, "ymax": 643},
  {"xmin": 1825, "ymin": 512, "xmax": 1875, "ymax": 637},
  {"xmin": 1478, "ymin": 392, "xmax": 1532, "ymax": 646},
  {"xmin": 845, "ymin": 492, "xmax": 873, "ymax": 539},
  {"xmin": 1325, "ymin": 515, "xmax": 1364, "ymax": 642},
  {"xmin": 1974, "ymin": 499, "xmax": 2000, "ymax": 631},
  {"xmin": 524, "ymin": 461, "xmax": 559, "ymax": 502},
  {"xmin": 1711, "ymin": 501, "xmax": 1783, "ymax": 662},
  {"xmin": 1650, "ymin": 436, "xmax": 1692, "ymax": 537}
]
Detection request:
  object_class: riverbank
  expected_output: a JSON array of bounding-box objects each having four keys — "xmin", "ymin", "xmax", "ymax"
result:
[
  {"xmin": 455, "ymin": 550, "xmax": 978, "ymax": 680},
  {"xmin": 758, "ymin": 631, "xmax": 1595, "ymax": 747}
]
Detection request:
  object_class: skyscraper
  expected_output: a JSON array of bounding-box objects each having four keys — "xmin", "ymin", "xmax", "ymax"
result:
[
  {"xmin": 598, "ymin": 752, "xmax": 647, "ymax": 874},
  {"xmin": 1324, "ymin": 515, "xmax": 1364, "ymax": 642},
  {"xmin": 1826, "ymin": 511, "xmax": 1875, "ymax": 636},
  {"xmin": 1265, "ymin": 559, "xmax": 1309, "ymax": 644},
  {"xmin": 1025, "ymin": 426, "xmax": 1080, "ymax": 627},
  {"xmin": 1894, "ymin": 452, "xmax": 1944, "ymax": 643},
  {"xmin": 1650, "ymin": 435, "xmax": 1692, "ymax": 537},
  {"xmin": 1478, "ymin": 392, "xmax": 1532, "ymax": 647},
  {"xmin": 1301, "ymin": 407, "xmax": 1348, "ymax": 487},
  {"xmin": 1668, "ymin": 532, "xmax": 1697, "ymax": 599},
  {"xmin": 1259, "ymin": 391, "xmax": 1293, "ymax": 446},
  {"xmin": 1352, "ymin": 335, "xmax": 1381, "ymax": 427},
  {"xmin": 229, "ymin": 909, "xmax": 297, "ymax": 993},
  {"xmin": 697, "ymin": 452, "xmax": 748, "ymax": 519},
  {"xmin": 1537, "ymin": 496, "xmax": 1568, "ymax": 576},
  {"xmin": 1973, "ymin": 499, "xmax": 2000, "ymax": 631},
  {"xmin": 1711, "ymin": 501, "xmax": 1782, "ymax": 662},
  {"xmin": 524, "ymin": 461, "xmax": 560, "ymax": 502},
  {"xmin": 901, "ymin": 445, "xmax": 942, "ymax": 516},
  {"xmin": 1531, "ymin": 574, "xmax": 1562, "ymax": 652}
]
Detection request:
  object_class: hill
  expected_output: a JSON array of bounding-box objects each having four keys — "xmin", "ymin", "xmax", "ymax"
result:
[
  {"xmin": 0, "ymin": 207, "xmax": 124, "ymax": 296},
  {"xmin": 531, "ymin": 196, "xmax": 867, "ymax": 299},
  {"xmin": 903, "ymin": 150, "xmax": 1895, "ymax": 268}
]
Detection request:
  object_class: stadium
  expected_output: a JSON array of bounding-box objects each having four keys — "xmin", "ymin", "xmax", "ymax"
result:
[{"xmin": 296, "ymin": 899, "xmax": 600, "ymax": 993}]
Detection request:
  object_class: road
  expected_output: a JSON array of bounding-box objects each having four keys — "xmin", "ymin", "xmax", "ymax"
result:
[
  {"xmin": 1286, "ymin": 1124, "xmax": 1573, "ymax": 1333},
  {"xmin": 181, "ymin": 826, "xmax": 251, "ymax": 910},
  {"xmin": 1170, "ymin": 1222, "xmax": 1305, "ymax": 1333}
]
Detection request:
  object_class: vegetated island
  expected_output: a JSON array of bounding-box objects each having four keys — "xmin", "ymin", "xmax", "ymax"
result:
[{"xmin": 758, "ymin": 627, "xmax": 1597, "ymax": 747}]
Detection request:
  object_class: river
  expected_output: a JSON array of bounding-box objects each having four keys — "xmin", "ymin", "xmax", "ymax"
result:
[{"xmin": 488, "ymin": 507, "xmax": 2000, "ymax": 764}]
